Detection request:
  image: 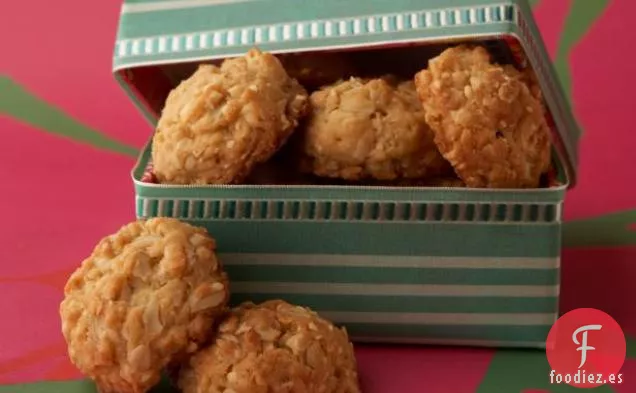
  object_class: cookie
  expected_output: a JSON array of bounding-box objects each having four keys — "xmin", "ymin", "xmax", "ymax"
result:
[
  {"xmin": 414, "ymin": 45, "xmax": 551, "ymax": 188},
  {"xmin": 152, "ymin": 49, "xmax": 309, "ymax": 185},
  {"xmin": 178, "ymin": 300, "xmax": 361, "ymax": 393},
  {"xmin": 60, "ymin": 218, "xmax": 229, "ymax": 393},
  {"xmin": 300, "ymin": 77, "xmax": 452, "ymax": 181}
]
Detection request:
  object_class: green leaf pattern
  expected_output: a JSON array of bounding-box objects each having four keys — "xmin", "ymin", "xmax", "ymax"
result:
[
  {"xmin": 553, "ymin": 0, "xmax": 610, "ymax": 104},
  {"xmin": 564, "ymin": 210, "xmax": 636, "ymax": 248},
  {"xmin": 0, "ymin": 77, "xmax": 138, "ymax": 158}
]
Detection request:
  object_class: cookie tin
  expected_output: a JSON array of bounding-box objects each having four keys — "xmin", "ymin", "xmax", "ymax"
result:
[{"xmin": 113, "ymin": 0, "xmax": 581, "ymax": 348}]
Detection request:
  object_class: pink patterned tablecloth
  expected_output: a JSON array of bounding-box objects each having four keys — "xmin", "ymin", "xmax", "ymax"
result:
[{"xmin": 1, "ymin": 0, "xmax": 635, "ymax": 392}]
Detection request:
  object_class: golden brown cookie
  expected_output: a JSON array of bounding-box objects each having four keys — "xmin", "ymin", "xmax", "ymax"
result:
[
  {"xmin": 178, "ymin": 300, "xmax": 361, "ymax": 393},
  {"xmin": 300, "ymin": 77, "xmax": 452, "ymax": 181},
  {"xmin": 414, "ymin": 45, "xmax": 551, "ymax": 188},
  {"xmin": 278, "ymin": 51, "xmax": 357, "ymax": 91},
  {"xmin": 152, "ymin": 49, "xmax": 309, "ymax": 185},
  {"xmin": 60, "ymin": 218, "xmax": 230, "ymax": 393}
]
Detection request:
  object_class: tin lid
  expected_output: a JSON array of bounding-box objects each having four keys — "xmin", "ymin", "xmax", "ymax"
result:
[{"xmin": 113, "ymin": 0, "xmax": 581, "ymax": 187}]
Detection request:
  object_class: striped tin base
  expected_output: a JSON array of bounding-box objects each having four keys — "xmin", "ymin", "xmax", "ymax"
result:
[
  {"xmin": 221, "ymin": 252, "xmax": 559, "ymax": 348},
  {"xmin": 134, "ymin": 210, "xmax": 561, "ymax": 347}
]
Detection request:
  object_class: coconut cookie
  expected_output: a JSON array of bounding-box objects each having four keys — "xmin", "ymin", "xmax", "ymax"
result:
[
  {"xmin": 300, "ymin": 76, "xmax": 452, "ymax": 181},
  {"xmin": 60, "ymin": 218, "xmax": 230, "ymax": 393},
  {"xmin": 152, "ymin": 48, "xmax": 309, "ymax": 185},
  {"xmin": 178, "ymin": 300, "xmax": 361, "ymax": 393},
  {"xmin": 414, "ymin": 45, "xmax": 551, "ymax": 188}
]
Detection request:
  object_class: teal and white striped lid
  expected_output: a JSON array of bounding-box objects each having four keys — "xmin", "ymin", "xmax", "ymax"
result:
[{"xmin": 112, "ymin": 0, "xmax": 581, "ymax": 187}]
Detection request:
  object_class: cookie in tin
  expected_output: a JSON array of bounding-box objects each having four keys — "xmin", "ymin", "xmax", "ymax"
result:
[
  {"xmin": 152, "ymin": 49, "xmax": 309, "ymax": 185},
  {"xmin": 414, "ymin": 45, "xmax": 551, "ymax": 188}
]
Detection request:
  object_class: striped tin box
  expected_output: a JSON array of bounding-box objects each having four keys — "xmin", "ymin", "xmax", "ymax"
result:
[{"xmin": 113, "ymin": 0, "xmax": 580, "ymax": 348}]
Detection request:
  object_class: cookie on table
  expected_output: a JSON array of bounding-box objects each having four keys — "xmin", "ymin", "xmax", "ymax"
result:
[
  {"xmin": 59, "ymin": 218, "xmax": 230, "ymax": 393},
  {"xmin": 300, "ymin": 76, "xmax": 452, "ymax": 182},
  {"xmin": 277, "ymin": 51, "xmax": 357, "ymax": 91},
  {"xmin": 178, "ymin": 300, "xmax": 361, "ymax": 393},
  {"xmin": 152, "ymin": 48, "xmax": 309, "ymax": 185},
  {"xmin": 414, "ymin": 45, "xmax": 551, "ymax": 188}
]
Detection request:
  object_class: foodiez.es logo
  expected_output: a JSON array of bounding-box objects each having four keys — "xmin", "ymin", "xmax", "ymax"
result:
[
  {"xmin": 546, "ymin": 308, "xmax": 626, "ymax": 388},
  {"xmin": 573, "ymin": 324, "xmax": 602, "ymax": 369}
]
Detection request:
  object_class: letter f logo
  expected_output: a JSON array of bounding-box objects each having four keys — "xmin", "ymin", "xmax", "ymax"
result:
[{"xmin": 572, "ymin": 324, "xmax": 602, "ymax": 368}]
